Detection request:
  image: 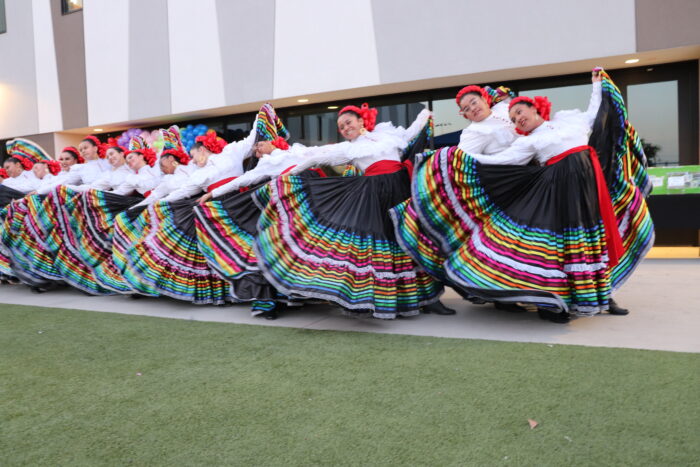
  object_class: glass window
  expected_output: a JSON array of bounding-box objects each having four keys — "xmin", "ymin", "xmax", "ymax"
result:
[
  {"xmin": 0, "ymin": 0, "xmax": 6, "ymax": 34},
  {"xmin": 432, "ymin": 97, "xmax": 468, "ymax": 137},
  {"xmin": 627, "ymin": 81, "xmax": 679, "ymax": 166},
  {"xmin": 61, "ymin": 0, "xmax": 83, "ymax": 15},
  {"xmin": 224, "ymin": 121, "xmax": 252, "ymax": 143},
  {"xmin": 519, "ymin": 84, "xmax": 593, "ymax": 116}
]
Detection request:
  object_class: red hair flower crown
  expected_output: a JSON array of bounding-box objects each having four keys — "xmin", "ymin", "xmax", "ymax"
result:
[
  {"xmin": 455, "ymin": 85, "xmax": 493, "ymax": 109},
  {"xmin": 127, "ymin": 136, "xmax": 157, "ymax": 167},
  {"xmin": 0, "ymin": 168, "xmax": 8, "ymax": 178},
  {"xmin": 99, "ymin": 137, "xmax": 127, "ymax": 157},
  {"xmin": 196, "ymin": 130, "xmax": 227, "ymax": 154},
  {"xmin": 83, "ymin": 135, "xmax": 106, "ymax": 158},
  {"xmin": 13, "ymin": 155, "xmax": 35, "ymax": 171},
  {"xmin": 161, "ymin": 148, "xmax": 190, "ymax": 165},
  {"xmin": 509, "ymin": 96, "xmax": 552, "ymax": 135},
  {"xmin": 46, "ymin": 160, "xmax": 62, "ymax": 176},
  {"xmin": 62, "ymin": 146, "xmax": 84, "ymax": 164},
  {"xmin": 270, "ymin": 136, "xmax": 290, "ymax": 151},
  {"xmin": 338, "ymin": 103, "xmax": 378, "ymax": 132}
]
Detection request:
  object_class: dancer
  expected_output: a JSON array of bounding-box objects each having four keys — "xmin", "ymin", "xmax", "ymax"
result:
[
  {"xmin": 253, "ymin": 103, "xmax": 443, "ymax": 319},
  {"xmin": 398, "ymin": 69, "xmax": 653, "ymax": 322}
]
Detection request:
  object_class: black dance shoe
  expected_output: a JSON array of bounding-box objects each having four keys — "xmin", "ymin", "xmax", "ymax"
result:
[
  {"xmin": 537, "ymin": 308, "xmax": 570, "ymax": 323},
  {"xmin": 262, "ymin": 309, "xmax": 278, "ymax": 320},
  {"xmin": 608, "ymin": 299, "xmax": 629, "ymax": 316},
  {"xmin": 422, "ymin": 301, "xmax": 456, "ymax": 315}
]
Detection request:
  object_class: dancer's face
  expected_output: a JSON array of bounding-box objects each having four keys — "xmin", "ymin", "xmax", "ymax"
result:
[
  {"xmin": 458, "ymin": 93, "xmax": 491, "ymax": 122},
  {"xmin": 79, "ymin": 141, "xmax": 99, "ymax": 161},
  {"xmin": 106, "ymin": 148, "xmax": 126, "ymax": 168},
  {"xmin": 32, "ymin": 162, "xmax": 48, "ymax": 179},
  {"xmin": 160, "ymin": 155, "xmax": 178, "ymax": 175},
  {"xmin": 3, "ymin": 160, "xmax": 23, "ymax": 177},
  {"xmin": 59, "ymin": 152, "xmax": 78, "ymax": 171},
  {"xmin": 191, "ymin": 146, "xmax": 209, "ymax": 168},
  {"xmin": 337, "ymin": 113, "xmax": 364, "ymax": 142},
  {"xmin": 509, "ymin": 103, "xmax": 542, "ymax": 134},
  {"xmin": 126, "ymin": 152, "xmax": 146, "ymax": 171}
]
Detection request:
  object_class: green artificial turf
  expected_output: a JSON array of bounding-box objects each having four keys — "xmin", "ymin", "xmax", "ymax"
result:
[{"xmin": 0, "ymin": 304, "xmax": 698, "ymax": 466}]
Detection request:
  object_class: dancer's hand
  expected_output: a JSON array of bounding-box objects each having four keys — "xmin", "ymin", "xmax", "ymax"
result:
[
  {"xmin": 592, "ymin": 67, "xmax": 603, "ymax": 82},
  {"xmin": 197, "ymin": 192, "xmax": 213, "ymax": 204}
]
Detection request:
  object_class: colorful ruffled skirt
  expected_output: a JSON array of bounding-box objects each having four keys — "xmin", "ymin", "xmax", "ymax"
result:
[
  {"xmin": 120, "ymin": 198, "xmax": 232, "ymax": 304},
  {"xmin": 254, "ymin": 168, "xmax": 443, "ymax": 319},
  {"xmin": 392, "ymin": 75, "xmax": 653, "ymax": 316}
]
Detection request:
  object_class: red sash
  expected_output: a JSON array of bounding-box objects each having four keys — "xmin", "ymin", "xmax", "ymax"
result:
[
  {"xmin": 364, "ymin": 160, "xmax": 414, "ymax": 178},
  {"xmin": 207, "ymin": 176, "xmax": 237, "ymax": 193},
  {"xmin": 545, "ymin": 145, "xmax": 624, "ymax": 268},
  {"xmin": 143, "ymin": 190, "xmax": 152, "ymax": 198}
]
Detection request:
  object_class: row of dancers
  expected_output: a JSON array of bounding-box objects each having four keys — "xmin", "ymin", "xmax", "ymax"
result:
[{"xmin": 0, "ymin": 68, "xmax": 654, "ymax": 323}]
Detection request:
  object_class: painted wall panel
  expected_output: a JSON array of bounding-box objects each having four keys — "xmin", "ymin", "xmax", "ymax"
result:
[
  {"xmin": 273, "ymin": 0, "xmax": 381, "ymax": 98},
  {"xmin": 128, "ymin": 0, "xmax": 171, "ymax": 120},
  {"xmin": 372, "ymin": 0, "xmax": 637, "ymax": 84},
  {"xmin": 167, "ymin": 0, "xmax": 226, "ymax": 114},
  {"xmin": 636, "ymin": 0, "xmax": 700, "ymax": 52},
  {"xmin": 83, "ymin": 0, "xmax": 130, "ymax": 126},
  {"xmin": 0, "ymin": 0, "xmax": 39, "ymax": 139},
  {"xmin": 32, "ymin": 0, "xmax": 62, "ymax": 133},
  {"xmin": 216, "ymin": 0, "xmax": 275, "ymax": 105}
]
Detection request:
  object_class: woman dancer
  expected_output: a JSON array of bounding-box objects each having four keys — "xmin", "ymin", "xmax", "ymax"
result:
[
  {"xmin": 399, "ymin": 69, "xmax": 653, "ymax": 322},
  {"xmin": 252, "ymin": 103, "xmax": 443, "ymax": 319}
]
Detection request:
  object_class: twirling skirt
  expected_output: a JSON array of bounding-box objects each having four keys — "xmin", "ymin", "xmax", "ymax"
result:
[
  {"xmin": 193, "ymin": 184, "xmax": 276, "ymax": 301},
  {"xmin": 0, "ymin": 186, "xmax": 27, "ymax": 279},
  {"xmin": 254, "ymin": 169, "xmax": 443, "ymax": 319},
  {"xmin": 392, "ymin": 145, "xmax": 652, "ymax": 315},
  {"xmin": 120, "ymin": 198, "xmax": 232, "ymax": 304}
]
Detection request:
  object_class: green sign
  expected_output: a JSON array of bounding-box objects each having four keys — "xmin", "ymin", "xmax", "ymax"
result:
[{"xmin": 647, "ymin": 165, "xmax": 700, "ymax": 195}]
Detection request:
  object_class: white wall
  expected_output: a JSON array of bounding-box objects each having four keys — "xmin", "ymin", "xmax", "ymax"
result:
[
  {"xmin": 83, "ymin": 0, "xmax": 130, "ymax": 126},
  {"xmin": 32, "ymin": 0, "xmax": 62, "ymax": 133},
  {"xmin": 167, "ymin": 0, "xmax": 225, "ymax": 114},
  {"xmin": 273, "ymin": 0, "xmax": 381, "ymax": 98}
]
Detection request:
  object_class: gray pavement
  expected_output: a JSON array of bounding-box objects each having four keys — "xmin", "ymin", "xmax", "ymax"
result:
[{"xmin": 1, "ymin": 259, "xmax": 698, "ymax": 353}]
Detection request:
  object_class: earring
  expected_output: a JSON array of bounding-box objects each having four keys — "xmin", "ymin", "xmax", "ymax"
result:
[{"xmin": 359, "ymin": 127, "xmax": 367, "ymax": 135}]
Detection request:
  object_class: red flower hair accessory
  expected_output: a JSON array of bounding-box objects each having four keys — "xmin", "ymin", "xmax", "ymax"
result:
[
  {"xmin": 129, "ymin": 148, "xmax": 158, "ymax": 167},
  {"xmin": 13, "ymin": 155, "xmax": 34, "ymax": 171},
  {"xmin": 0, "ymin": 168, "xmax": 8, "ymax": 178},
  {"xmin": 195, "ymin": 130, "xmax": 227, "ymax": 154},
  {"xmin": 83, "ymin": 135, "xmax": 105, "ymax": 157},
  {"xmin": 46, "ymin": 160, "xmax": 62, "ymax": 176},
  {"xmin": 509, "ymin": 96, "xmax": 552, "ymax": 135},
  {"xmin": 161, "ymin": 148, "xmax": 190, "ymax": 166},
  {"xmin": 509, "ymin": 96, "xmax": 552, "ymax": 121},
  {"xmin": 338, "ymin": 103, "xmax": 378, "ymax": 132},
  {"xmin": 62, "ymin": 146, "xmax": 84, "ymax": 163},
  {"xmin": 99, "ymin": 137, "xmax": 127, "ymax": 157},
  {"xmin": 455, "ymin": 85, "xmax": 492, "ymax": 108},
  {"xmin": 270, "ymin": 136, "xmax": 289, "ymax": 151}
]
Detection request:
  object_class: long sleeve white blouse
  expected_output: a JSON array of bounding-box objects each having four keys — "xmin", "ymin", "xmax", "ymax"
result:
[
  {"xmin": 161, "ymin": 126, "xmax": 257, "ymax": 202},
  {"xmin": 57, "ymin": 159, "xmax": 113, "ymax": 187},
  {"xmin": 469, "ymin": 81, "xmax": 602, "ymax": 166},
  {"xmin": 111, "ymin": 165, "xmax": 162, "ymax": 196},
  {"xmin": 458, "ymin": 101, "xmax": 518, "ymax": 155},
  {"xmin": 291, "ymin": 108, "xmax": 433, "ymax": 173},
  {"xmin": 133, "ymin": 164, "xmax": 196, "ymax": 207},
  {"xmin": 2, "ymin": 171, "xmax": 40, "ymax": 193}
]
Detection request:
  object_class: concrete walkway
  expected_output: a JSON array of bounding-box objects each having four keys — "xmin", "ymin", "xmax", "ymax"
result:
[{"xmin": 1, "ymin": 259, "xmax": 698, "ymax": 353}]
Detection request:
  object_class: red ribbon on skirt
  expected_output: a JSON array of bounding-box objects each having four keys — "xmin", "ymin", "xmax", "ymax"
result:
[
  {"xmin": 207, "ymin": 176, "xmax": 237, "ymax": 193},
  {"xmin": 545, "ymin": 145, "xmax": 624, "ymax": 268},
  {"xmin": 364, "ymin": 159, "xmax": 414, "ymax": 178}
]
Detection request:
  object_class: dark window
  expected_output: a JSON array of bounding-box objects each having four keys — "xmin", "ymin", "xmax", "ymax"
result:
[
  {"xmin": 61, "ymin": 0, "xmax": 83, "ymax": 15},
  {"xmin": 0, "ymin": 0, "xmax": 7, "ymax": 34}
]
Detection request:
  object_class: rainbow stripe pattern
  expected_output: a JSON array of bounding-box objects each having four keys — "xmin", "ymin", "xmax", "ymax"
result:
[
  {"xmin": 391, "ymin": 73, "xmax": 653, "ymax": 315},
  {"xmin": 254, "ymin": 173, "xmax": 443, "ymax": 318},
  {"xmin": 120, "ymin": 199, "xmax": 232, "ymax": 304}
]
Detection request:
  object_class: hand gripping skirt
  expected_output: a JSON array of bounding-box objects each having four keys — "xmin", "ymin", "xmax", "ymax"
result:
[
  {"xmin": 254, "ymin": 168, "xmax": 444, "ymax": 319},
  {"xmin": 391, "ymin": 76, "xmax": 654, "ymax": 316},
  {"xmin": 120, "ymin": 197, "xmax": 232, "ymax": 304}
]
